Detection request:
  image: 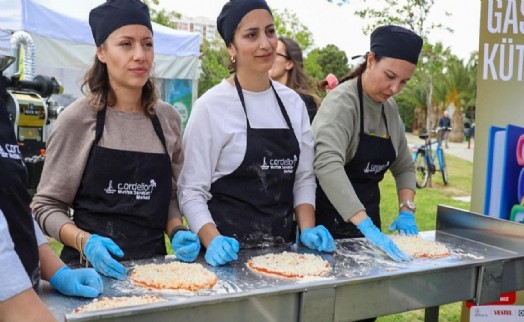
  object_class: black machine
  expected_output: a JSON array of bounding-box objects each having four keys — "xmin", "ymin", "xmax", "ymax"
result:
[{"xmin": 0, "ymin": 54, "xmax": 62, "ymax": 193}]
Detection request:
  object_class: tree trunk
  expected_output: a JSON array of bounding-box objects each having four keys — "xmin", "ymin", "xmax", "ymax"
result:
[
  {"xmin": 450, "ymin": 106, "xmax": 464, "ymax": 143},
  {"xmin": 425, "ymin": 76, "xmax": 433, "ymax": 135}
]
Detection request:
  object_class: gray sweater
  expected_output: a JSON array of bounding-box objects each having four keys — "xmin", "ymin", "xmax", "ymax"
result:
[
  {"xmin": 312, "ymin": 78, "xmax": 415, "ymax": 221},
  {"xmin": 32, "ymin": 98, "xmax": 184, "ymax": 241}
]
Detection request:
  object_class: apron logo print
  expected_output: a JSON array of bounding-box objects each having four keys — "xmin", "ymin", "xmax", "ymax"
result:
[
  {"xmin": 0, "ymin": 144, "xmax": 23, "ymax": 160},
  {"xmin": 103, "ymin": 179, "xmax": 157, "ymax": 200},
  {"xmin": 104, "ymin": 180, "xmax": 116, "ymax": 194},
  {"xmin": 363, "ymin": 161, "xmax": 389, "ymax": 174},
  {"xmin": 260, "ymin": 155, "xmax": 297, "ymax": 173},
  {"xmin": 260, "ymin": 157, "xmax": 269, "ymax": 170},
  {"xmin": 0, "ymin": 145, "xmax": 7, "ymax": 158}
]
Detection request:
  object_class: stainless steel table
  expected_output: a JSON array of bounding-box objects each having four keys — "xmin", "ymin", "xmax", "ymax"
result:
[{"xmin": 40, "ymin": 205, "xmax": 524, "ymax": 322}]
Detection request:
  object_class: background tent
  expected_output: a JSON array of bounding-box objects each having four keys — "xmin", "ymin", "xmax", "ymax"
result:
[{"xmin": 0, "ymin": 0, "xmax": 201, "ymax": 124}]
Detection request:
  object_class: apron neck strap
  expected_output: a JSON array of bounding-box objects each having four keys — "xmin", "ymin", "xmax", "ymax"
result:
[
  {"xmin": 233, "ymin": 74, "xmax": 294, "ymax": 130},
  {"xmin": 95, "ymin": 107, "xmax": 168, "ymax": 153},
  {"xmin": 357, "ymin": 76, "xmax": 390, "ymax": 136}
]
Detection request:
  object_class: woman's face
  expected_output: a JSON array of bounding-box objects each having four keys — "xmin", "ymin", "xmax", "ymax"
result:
[
  {"xmin": 364, "ymin": 54, "xmax": 416, "ymax": 103},
  {"xmin": 228, "ymin": 9, "xmax": 277, "ymax": 75},
  {"xmin": 268, "ymin": 40, "xmax": 293, "ymax": 83},
  {"xmin": 96, "ymin": 24, "xmax": 154, "ymax": 92}
]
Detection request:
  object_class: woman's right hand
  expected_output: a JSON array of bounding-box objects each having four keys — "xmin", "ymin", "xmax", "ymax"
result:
[
  {"xmin": 204, "ymin": 235, "xmax": 239, "ymax": 266},
  {"xmin": 356, "ymin": 217, "xmax": 412, "ymax": 262},
  {"xmin": 84, "ymin": 234, "xmax": 127, "ymax": 280}
]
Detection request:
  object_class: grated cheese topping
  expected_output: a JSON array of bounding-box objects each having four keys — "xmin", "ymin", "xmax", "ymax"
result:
[
  {"xmin": 389, "ymin": 235, "xmax": 450, "ymax": 258},
  {"xmin": 131, "ymin": 262, "xmax": 218, "ymax": 291},
  {"xmin": 247, "ymin": 251, "xmax": 330, "ymax": 278},
  {"xmin": 74, "ymin": 296, "xmax": 165, "ymax": 313}
]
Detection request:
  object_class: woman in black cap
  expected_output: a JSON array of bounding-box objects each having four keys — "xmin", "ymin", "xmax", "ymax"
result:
[
  {"xmin": 178, "ymin": 0, "xmax": 335, "ymax": 267},
  {"xmin": 32, "ymin": 0, "xmax": 200, "ymax": 280},
  {"xmin": 269, "ymin": 37, "xmax": 319, "ymax": 123},
  {"xmin": 312, "ymin": 25, "xmax": 423, "ymax": 265}
]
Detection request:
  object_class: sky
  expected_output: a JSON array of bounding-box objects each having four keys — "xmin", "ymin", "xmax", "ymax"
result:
[{"xmin": 159, "ymin": 0, "xmax": 481, "ymax": 61}]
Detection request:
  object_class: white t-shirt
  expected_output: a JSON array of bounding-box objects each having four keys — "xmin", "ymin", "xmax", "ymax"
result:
[
  {"xmin": 0, "ymin": 210, "xmax": 48, "ymax": 301},
  {"xmin": 178, "ymin": 79, "xmax": 316, "ymax": 233}
]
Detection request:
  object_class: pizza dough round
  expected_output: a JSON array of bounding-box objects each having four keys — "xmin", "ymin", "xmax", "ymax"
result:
[
  {"xmin": 74, "ymin": 296, "xmax": 165, "ymax": 313},
  {"xmin": 247, "ymin": 251, "xmax": 330, "ymax": 278},
  {"xmin": 130, "ymin": 262, "xmax": 218, "ymax": 291},
  {"xmin": 389, "ymin": 235, "xmax": 450, "ymax": 258}
]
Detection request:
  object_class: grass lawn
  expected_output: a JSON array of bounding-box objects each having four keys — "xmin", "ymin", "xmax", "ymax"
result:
[
  {"xmin": 377, "ymin": 153, "xmax": 473, "ymax": 322},
  {"xmin": 48, "ymin": 152, "xmax": 473, "ymax": 321}
]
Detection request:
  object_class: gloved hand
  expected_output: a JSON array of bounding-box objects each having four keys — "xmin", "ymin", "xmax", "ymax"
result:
[
  {"xmin": 300, "ymin": 225, "xmax": 336, "ymax": 252},
  {"xmin": 50, "ymin": 266, "xmax": 103, "ymax": 298},
  {"xmin": 389, "ymin": 211, "xmax": 419, "ymax": 235},
  {"xmin": 84, "ymin": 234, "xmax": 127, "ymax": 280},
  {"xmin": 171, "ymin": 230, "xmax": 201, "ymax": 262},
  {"xmin": 204, "ymin": 235, "xmax": 240, "ymax": 267},
  {"xmin": 357, "ymin": 217, "xmax": 412, "ymax": 262}
]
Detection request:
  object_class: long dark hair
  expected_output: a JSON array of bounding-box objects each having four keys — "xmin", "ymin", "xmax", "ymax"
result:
[
  {"xmin": 81, "ymin": 54, "xmax": 158, "ymax": 117},
  {"xmin": 338, "ymin": 52, "xmax": 383, "ymax": 84},
  {"xmin": 278, "ymin": 37, "xmax": 319, "ymax": 106}
]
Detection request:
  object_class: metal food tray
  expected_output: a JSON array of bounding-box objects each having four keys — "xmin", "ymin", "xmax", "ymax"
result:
[{"xmin": 40, "ymin": 206, "xmax": 524, "ymax": 322}]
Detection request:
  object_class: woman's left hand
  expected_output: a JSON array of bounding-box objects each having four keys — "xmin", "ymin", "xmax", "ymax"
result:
[
  {"xmin": 50, "ymin": 266, "xmax": 103, "ymax": 298},
  {"xmin": 389, "ymin": 211, "xmax": 419, "ymax": 235},
  {"xmin": 171, "ymin": 230, "xmax": 201, "ymax": 262},
  {"xmin": 300, "ymin": 225, "xmax": 336, "ymax": 252}
]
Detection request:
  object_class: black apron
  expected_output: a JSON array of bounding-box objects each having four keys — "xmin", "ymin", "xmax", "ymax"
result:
[
  {"xmin": 0, "ymin": 94, "xmax": 40, "ymax": 291},
  {"xmin": 208, "ymin": 75, "xmax": 300, "ymax": 248},
  {"xmin": 316, "ymin": 76, "xmax": 396, "ymax": 239},
  {"xmin": 61, "ymin": 107, "xmax": 172, "ymax": 263}
]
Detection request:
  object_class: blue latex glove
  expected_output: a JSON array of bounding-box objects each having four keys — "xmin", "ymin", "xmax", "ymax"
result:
[
  {"xmin": 389, "ymin": 211, "xmax": 419, "ymax": 235},
  {"xmin": 171, "ymin": 230, "xmax": 201, "ymax": 262},
  {"xmin": 84, "ymin": 234, "xmax": 127, "ymax": 280},
  {"xmin": 357, "ymin": 217, "xmax": 412, "ymax": 262},
  {"xmin": 300, "ymin": 225, "xmax": 336, "ymax": 252},
  {"xmin": 50, "ymin": 266, "xmax": 103, "ymax": 298},
  {"xmin": 204, "ymin": 235, "xmax": 240, "ymax": 267}
]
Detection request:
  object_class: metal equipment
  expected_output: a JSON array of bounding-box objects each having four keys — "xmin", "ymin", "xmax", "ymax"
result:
[
  {"xmin": 40, "ymin": 205, "xmax": 524, "ymax": 322},
  {"xmin": 1, "ymin": 52, "xmax": 62, "ymax": 192}
]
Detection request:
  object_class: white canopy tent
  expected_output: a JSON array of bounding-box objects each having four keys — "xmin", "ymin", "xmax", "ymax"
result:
[{"xmin": 0, "ymin": 0, "xmax": 201, "ymax": 99}]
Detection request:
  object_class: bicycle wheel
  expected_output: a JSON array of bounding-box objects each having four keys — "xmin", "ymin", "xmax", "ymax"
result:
[
  {"xmin": 439, "ymin": 150, "xmax": 448, "ymax": 185},
  {"xmin": 414, "ymin": 151, "xmax": 429, "ymax": 188}
]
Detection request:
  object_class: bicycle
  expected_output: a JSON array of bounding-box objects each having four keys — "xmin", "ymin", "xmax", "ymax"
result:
[{"xmin": 411, "ymin": 128, "xmax": 449, "ymax": 188}]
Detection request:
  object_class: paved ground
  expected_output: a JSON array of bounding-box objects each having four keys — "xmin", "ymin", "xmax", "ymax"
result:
[{"xmin": 405, "ymin": 132, "xmax": 474, "ymax": 163}]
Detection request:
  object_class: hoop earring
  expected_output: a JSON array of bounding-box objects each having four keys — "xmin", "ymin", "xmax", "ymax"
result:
[{"xmin": 230, "ymin": 56, "xmax": 236, "ymax": 63}]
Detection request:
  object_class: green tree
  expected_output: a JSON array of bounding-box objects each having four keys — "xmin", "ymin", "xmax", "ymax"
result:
[
  {"xmin": 317, "ymin": 44, "xmax": 350, "ymax": 79},
  {"xmin": 304, "ymin": 49, "xmax": 324, "ymax": 80},
  {"xmin": 272, "ymin": 9, "xmax": 314, "ymax": 52},
  {"xmin": 395, "ymin": 76, "xmax": 427, "ymax": 132},
  {"xmin": 353, "ymin": 0, "xmax": 452, "ymax": 36},
  {"xmin": 144, "ymin": 0, "xmax": 182, "ymax": 28},
  {"xmin": 198, "ymin": 40, "xmax": 230, "ymax": 97},
  {"xmin": 440, "ymin": 56, "xmax": 477, "ymax": 141},
  {"xmin": 150, "ymin": 8, "xmax": 181, "ymax": 28},
  {"xmin": 305, "ymin": 45, "xmax": 349, "ymax": 81},
  {"xmin": 325, "ymin": 0, "xmax": 350, "ymax": 5}
]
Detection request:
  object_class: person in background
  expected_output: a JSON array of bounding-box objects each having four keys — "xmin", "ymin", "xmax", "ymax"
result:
[
  {"xmin": 464, "ymin": 118, "xmax": 472, "ymax": 149},
  {"xmin": 178, "ymin": 0, "xmax": 335, "ymax": 267},
  {"xmin": 438, "ymin": 110, "xmax": 451, "ymax": 148},
  {"xmin": 318, "ymin": 73, "xmax": 339, "ymax": 94},
  {"xmin": 313, "ymin": 25, "xmax": 423, "ymax": 269},
  {"xmin": 32, "ymin": 0, "xmax": 200, "ymax": 280},
  {"xmin": 468, "ymin": 123, "xmax": 475, "ymax": 149},
  {"xmin": 0, "ymin": 71, "xmax": 102, "ymax": 322},
  {"xmin": 269, "ymin": 36, "xmax": 319, "ymax": 123}
]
